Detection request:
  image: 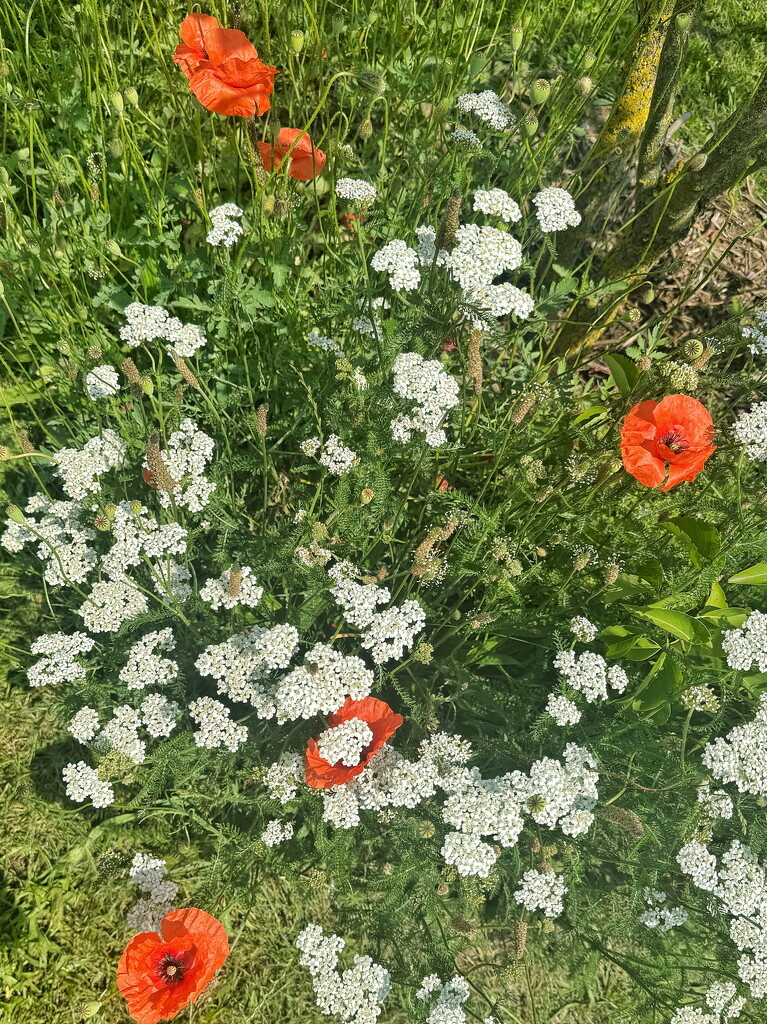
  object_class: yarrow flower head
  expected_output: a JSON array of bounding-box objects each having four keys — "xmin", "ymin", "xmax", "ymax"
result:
[
  {"xmin": 336, "ymin": 178, "xmax": 377, "ymax": 203},
  {"xmin": 305, "ymin": 697, "xmax": 403, "ymax": 789},
  {"xmin": 553, "ymin": 650, "xmax": 628, "ymax": 703},
  {"xmin": 702, "ymin": 692, "xmax": 767, "ymax": 795},
  {"xmin": 473, "ymin": 188, "xmax": 521, "ymax": 223},
  {"xmin": 569, "ymin": 616, "xmax": 598, "ymax": 643},
  {"xmin": 733, "ymin": 401, "xmax": 767, "ymax": 461},
  {"xmin": 120, "ymin": 303, "xmax": 207, "ymax": 359},
  {"xmin": 86, "ymin": 364, "xmax": 120, "ymax": 400},
  {"xmin": 371, "ymin": 239, "xmax": 421, "ymax": 292},
  {"xmin": 200, "ymin": 565, "xmax": 264, "ymax": 610},
  {"xmin": 531, "ymin": 187, "xmax": 582, "ymax": 232},
  {"xmin": 206, "ymin": 202, "xmax": 244, "ymax": 247},
  {"xmin": 722, "ymin": 614, "xmax": 767, "ymax": 674},
  {"xmin": 451, "ymin": 128, "xmax": 482, "ymax": 150},
  {"xmin": 455, "ymin": 90, "xmax": 512, "ymax": 130},
  {"xmin": 28, "ymin": 631, "xmax": 94, "ymax": 687},
  {"xmin": 295, "ymin": 924, "xmax": 391, "ymax": 1024},
  {"xmin": 63, "ymin": 761, "xmax": 114, "ymax": 807},
  {"xmin": 390, "ymin": 352, "xmax": 460, "ymax": 447},
  {"xmin": 514, "ymin": 868, "xmax": 568, "ymax": 917}
]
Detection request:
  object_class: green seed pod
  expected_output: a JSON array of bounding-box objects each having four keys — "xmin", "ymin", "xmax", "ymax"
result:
[
  {"xmin": 268, "ymin": 119, "xmax": 283, "ymax": 140},
  {"xmin": 520, "ymin": 113, "xmax": 538, "ymax": 138},
  {"xmin": 530, "ymin": 78, "xmax": 551, "ymax": 106},
  {"xmin": 105, "ymin": 239, "xmax": 122, "ymax": 258},
  {"xmin": 140, "ymin": 376, "xmax": 154, "ymax": 395},
  {"xmin": 640, "ymin": 285, "xmax": 655, "ymax": 304},
  {"xmin": 683, "ymin": 337, "xmax": 705, "ymax": 360},
  {"xmin": 687, "ymin": 152, "xmax": 708, "ymax": 172},
  {"xmin": 104, "ymin": 502, "xmax": 117, "ymax": 520},
  {"xmin": 109, "ymin": 90, "xmax": 124, "ymax": 116},
  {"xmin": 94, "ymin": 514, "xmax": 111, "ymax": 531},
  {"xmin": 108, "ymin": 136, "xmax": 123, "ymax": 159},
  {"xmin": 5, "ymin": 505, "xmax": 24, "ymax": 524},
  {"xmin": 290, "ymin": 29, "xmax": 305, "ymax": 53},
  {"xmin": 675, "ymin": 12, "xmax": 692, "ymax": 30},
  {"xmin": 129, "ymin": 500, "xmax": 143, "ymax": 515},
  {"xmin": 583, "ymin": 51, "xmax": 597, "ymax": 69},
  {"xmin": 123, "ymin": 87, "xmax": 139, "ymax": 108},
  {"xmin": 510, "ymin": 25, "xmax": 524, "ymax": 51},
  {"xmin": 575, "ymin": 76, "xmax": 594, "ymax": 98}
]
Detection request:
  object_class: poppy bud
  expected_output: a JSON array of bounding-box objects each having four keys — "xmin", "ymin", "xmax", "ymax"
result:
[
  {"xmin": 530, "ymin": 78, "xmax": 551, "ymax": 106},
  {"xmin": 358, "ymin": 118, "xmax": 373, "ymax": 140},
  {"xmin": 683, "ymin": 338, "xmax": 705, "ymax": 360},
  {"xmin": 267, "ymin": 119, "xmax": 282, "ymax": 140},
  {"xmin": 520, "ymin": 112, "xmax": 538, "ymax": 138},
  {"xmin": 640, "ymin": 285, "xmax": 655, "ymax": 303},
  {"xmin": 140, "ymin": 376, "xmax": 153, "ymax": 395},
  {"xmin": 109, "ymin": 137, "xmax": 123, "ymax": 159},
  {"xmin": 469, "ymin": 53, "xmax": 485, "ymax": 77},
  {"xmin": 5, "ymin": 505, "xmax": 24, "ymax": 524},
  {"xmin": 105, "ymin": 239, "xmax": 122, "ymax": 258},
  {"xmin": 123, "ymin": 87, "xmax": 139, "ymax": 108},
  {"xmin": 331, "ymin": 16, "xmax": 344, "ymax": 34},
  {"xmin": 109, "ymin": 90, "xmax": 124, "ymax": 116},
  {"xmin": 583, "ymin": 51, "xmax": 597, "ymax": 68},
  {"xmin": 687, "ymin": 152, "xmax": 707, "ymax": 173},
  {"xmin": 290, "ymin": 29, "xmax": 305, "ymax": 53},
  {"xmin": 575, "ymin": 76, "xmax": 594, "ymax": 98},
  {"xmin": 675, "ymin": 12, "xmax": 692, "ymax": 30},
  {"xmin": 511, "ymin": 25, "xmax": 524, "ymax": 51}
]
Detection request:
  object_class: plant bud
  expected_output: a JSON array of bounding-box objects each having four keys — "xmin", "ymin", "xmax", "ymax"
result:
[
  {"xmin": 583, "ymin": 51, "xmax": 597, "ymax": 68},
  {"xmin": 640, "ymin": 285, "xmax": 655, "ymax": 303},
  {"xmin": 636, "ymin": 356, "xmax": 652, "ymax": 372},
  {"xmin": 358, "ymin": 118, "xmax": 373, "ymax": 140},
  {"xmin": 5, "ymin": 504, "xmax": 25, "ymax": 524},
  {"xmin": 575, "ymin": 76, "xmax": 594, "ymax": 98},
  {"xmin": 687, "ymin": 152, "xmax": 707, "ymax": 173},
  {"xmin": 682, "ymin": 338, "xmax": 705, "ymax": 360},
  {"xmin": 530, "ymin": 78, "xmax": 551, "ymax": 106},
  {"xmin": 603, "ymin": 562, "xmax": 621, "ymax": 585},
  {"xmin": 105, "ymin": 239, "xmax": 122, "ymax": 258},
  {"xmin": 510, "ymin": 25, "xmax": 524, "ymax": 51},
  {"xmin": 123, "ymin": 87, "xmax": 139, "ymax": 107},
  {"xmin": 520, "ymin": 113, "xmax": 538, "ymax": 138},
  {"xmin": 109, "ymin": 90, "xmax": 124, "ymax": 115},
  {"xmin": 675, "ymin": 12, "xmax": 692, "ymax": 30},
  {"xmin": 290, "ymin": 29, "xmax": 305, "ymax": 53},
  {"xmin": 573, "ymin": 550, "xmax": 591, "ymax": 571},
  {"xmin": 108, "ymin": 136, "xmax": 123, "ymax": 159},
  {"xmin": 268, "ymin": 119, "xmax": 282, "ymax": 140}
]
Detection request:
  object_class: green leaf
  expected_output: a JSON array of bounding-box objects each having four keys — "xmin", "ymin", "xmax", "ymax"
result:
[
  {"xmin": 631, "ymin": 557, "xmax": 664, "ymax": 591},
  {"xmin": 729, "ymin": 563, "xmax": 767, "ymax": 585},
  {"xmin": 573, "ymin": 405, "xmax": 608, "ymax": 424},
  {"xmin": 633, "ymin": 652, "xmax": 682, "ymax": 710},
  {"xmin": 660, "ymin": 516, "xmax": 720, "ymax": 568},
  {"xmin": 600, "ymin": 625, "xmax": 661, "ymax": 660},
  {"xmin": 604, "ymin": 353, "xmax": 639, "ymax": 397},
  {"xmin": 707, "ymin": 580, "xmax": 728, "ymax": 608},
  {"xmin": 633, "ymin": 606, "xmax": 710, "ymax": 644}
]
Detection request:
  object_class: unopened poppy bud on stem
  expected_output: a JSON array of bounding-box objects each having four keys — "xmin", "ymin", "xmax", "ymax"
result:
[
  {"xmin": 530, "ymin": 78, "xmax": 551, "ymax": 106},
  {"xmin": 109, "ymin": 90, "xmax": 124, "ymax": 115},
  {"xmin": 290, "ymin": 29, "xmax": 305, "ymax": 52},
  {"xmin": 123, "ymin": 86, "xmax": 139, "ymax": 107},
  {"xmin": 575, "ymin": 76, "xmax": 594, "ymax": 98},
  {"xmin": 105, "ymin": 239, "xmax": 122, "ymax": 258},
  {"xmin": 583, "ymin": 51, "xmax": 597, "ymax": 69},
  {"xmin": 5, "ymin": 505, "xmax": 24, "ymax": 524}
]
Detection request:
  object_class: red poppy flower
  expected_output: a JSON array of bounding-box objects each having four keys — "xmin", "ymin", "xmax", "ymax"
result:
[
  {"xmin": 117, "ymin": 908, "xmax": 229, "ymax": 1024},
  {"xmin": 620, "ymin": 394, "xmax": 715, "ymax": 492},
  {"xmin": 142, "ymin": 468, "xmax": 158, "ymax": 489},
  {"xmin": 305, "ymin": 696, "xmax": 403, "ymax": 789},
  {"xmin": 258, "ymin": 128, "xmax": 327, "ymax": 181},
  {"xmin": 173, "ymin": 14, "xmax": 277, "ymax": 117}
]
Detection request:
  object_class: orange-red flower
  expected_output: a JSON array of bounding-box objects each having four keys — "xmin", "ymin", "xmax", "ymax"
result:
[
  {"xmin": 258, "ymin": 128, "xmax": 327, "ymax": 181},
  {"xmin": 173, "ymin": 14, "xmax": 277, "ymax": 117},
  {"xmin": 305, "ymin": 696, "xmax": 403, "ymax": 789},
  {"xmin": 620, "ymin": 393, "xmax": 715, "ymax": 492},
  {"xmin": 117, "ymin": 908, "xmax": 229, "ymax": 1024}
]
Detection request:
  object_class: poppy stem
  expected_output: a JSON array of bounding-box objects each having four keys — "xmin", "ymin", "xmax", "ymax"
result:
[{"xmin": 245, "ymin": 118, "xmax": 267, "ymax": 188}]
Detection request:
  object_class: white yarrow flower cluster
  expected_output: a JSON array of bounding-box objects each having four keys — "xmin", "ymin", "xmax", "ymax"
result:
[
  {"xmin": 360, "ymin": 600, "xmax": 426, "ymax": 664},
  {"xmin": 319, "ymin": 435, "xmax": 359, "ymax": 475},
  {"xmin": 639, "ymin": 888, "xmax": 689, "ymax": 932},
  {"xmin": 200, "ymin": 565, "xmax": 264, "ymax": 610},
  {"xmin": 99, "ymin": 704, "xmax": 146, "ymax": 763},
  {"xmin": 473, "ymin": 188, "xmax": 521, "ymax": 223},
  {"xmin": 261, "ymin": 819, "xmax": 295, "ymax": 846},
  {"xmin": 140, "ymin": 693, "xmax": 180, "ymax": 738},
  {"xmin": 189, "ymin": 696, "xmax": 248, "ymax": 751},
  {"xmin": 531, "ymin": 187, "xmax": 582, "ymax": 232},
  {"xmin": 743, "ymin": 308, "xmax": 767, "ymax": 356},
  {"xmin": 514, "ymin": 869, "xmax": 568, "ymax": 917},
  {"xmin": 455, "ymin": 91, "xmax": 512, "ymax": 130},
  {"xmin": 446, "ymin": 224, "xmax": 523, "ymax": 293},
  {"xmin": 206, "ymin": 202, "xmax": 244, "ymax": 247},
  {"xmin": 78, "ymin": 576, "xmax": 148, "ymax": 632},
  {"xmin": 2, "ymin": 495, "xmax": 97, "ymax": 586},
  {"xmin": 120, "ymin": 302, "xmax": 207, "ymax": 358},
  {"xmin": 545, "ymin": 693, "xmax": 582, "ymax": 726},
  {"xmin": 569, "ymin": 616, "xmax": 598, "ymax": 643},
  {"xmin": 127, "ymin": 852, "xmax": 179, "ymax": 932},
  {"xmin": 318, "ymin": 718, "xmax": 375, "ymax": 767},
  {"xmin": 308, "ymin": 329, "xmax": 343, "ymax": 354},
  {"xmin": 295, "ymin": 924, "xmax": 391, "ymax": 1024},
  {"xmin": 264, "ymin": 753, "xmax": 304, "ymax": 803},
  {"xmin": 698, "ymin": 782, "xmax": 735, "ymax": 820},
  {"xmin": 119, "ymin": 628, "xmax": 178, "ymax": 690},
  {"xmin": 733, "ymin": 402, "xmax": 767, "ymax": 461},
  {"xmin": 723, "ymin": 611, "xmax": 767, "ymax": 672},
  {"xmin": 702, "ymin": 693, "xmax": 767, "ymax": 795},
  {"xmin": 62, "ymin": 761, "xmax": 114, "ymax": 808},
  {"xmin": 53, "ymin": 429, "xmax": 127, "ymax": 500},
  {"xmin": 451, "ymin": 128, "xmax": 482, "ymax": 150},
  {"xmin": 328, "ymin": 561, "xmax": 391, "ymax": 627},
  {"xmin": 86, "ymin": 364, "xmax": 120, "ymax": 400},
  {"xmin": 148, "ymin": 418, "xmax": 216, "ymax": 511},
  {"xmin": 99, "ymin": 502, "xmax": 187, "ymax": 580},
  {"xmin": 274, "ymin": 644, "xmax": 374, "ymax": 723},
  {"xmin": 416, "ymin": 974, "xmax": 472, "ymax": 1024},
  {"xmin": 28, "ymin": 631, "xmax": 94, "ymax": 687},
  {"xmin": 553, "ymin": 650, "xmax": 629, "ymax": 702},
  {"xmin": 68, "ymin": 706, "xmax": 100, "ymax": 742},
  {"xmin": 371, "ymin": 239, "xmax": 421, "ymax": 292},
  {"xmin": 670, "ymin": 980, "xmax": 746, "ymax": 1024},
  {"xmin": 390, "ymin": 351, "xmax": 460, "ymax": 447},
  {"xmin": 336, "ymin": 178, "xmax": 377, "ymax": 203}
]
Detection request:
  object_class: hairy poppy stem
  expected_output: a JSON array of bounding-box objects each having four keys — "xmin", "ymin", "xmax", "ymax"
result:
[{"xmin": 246, "ymin": 118, "xmax": 267, "ymax": 187}]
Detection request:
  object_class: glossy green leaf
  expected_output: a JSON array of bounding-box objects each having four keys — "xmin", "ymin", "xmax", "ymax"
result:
[
  {"xmin": 729, "ymin": 563, "xmax": 767, "ymax": 585},
  {"xmin": 604, "ymin": 353, "xmax": 639, "ymax": 397},
  {"xmin": 633, "ymin": 606, "xmax": 710, "ymax": 644},
  {"xmin": 660, "ymin": 516, "xmax": 720, "ymax": 568}
]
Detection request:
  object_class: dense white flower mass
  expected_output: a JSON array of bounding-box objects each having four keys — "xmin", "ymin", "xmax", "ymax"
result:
[
  {"xmin": 531, "ymin": 187, "xmax": 582, "ymax": 232},
  {"xmin": 120, "ymin": 302, "xmax": 207, "ymax": 358},
  {"xmin": 465, "ymin": 282, "xmax": 534, "ymax": 325},
  {"xmin": 28, "ymin": 631, "xmax": 94, "ymax": 687},
  {"xmin": 318, "ymin": 718, "xmax": 374, "ymax": 767},
  {"xmin": 206, "ymin": 202, "xmax": 244, "ymax": 247},
  {"xmin": 53, "ymin": 429, "xmax": 127, "ymax": 500},
  {"xmin": 446, "ymin": 224, "xmax": 523, "ymax": 293},
  {"xmin": 390, "ymin": 351, "xmax": 460, "ymax": 447},
  {"xmin": 99, "ymin": 704, "xmax": 146, "ymax": 763},
  {"xmin": 570, "ymin": 616, "xmax": 598, "ymax": 643},
  {"xmin": 441, "ymin": 830, "xmax": 499, "ymax": 877},
  {"xmin": 127, "ymin": 852, "xmax": 179, "ymax": 932},
  {"xmin": 296, "ymin": 924, "xmax": 391, "ymax": 1024},
  {"xmin": 670, "ymin": 980, "xmax": 746, "ymax": 1024},
  {"xmin": 189, "ymin": 696, "xmax": 248, "ymax": 751},
  {"xmin": 140, "ymin": 693, "xmax": 180, "ymax": 737},
  {"xmin": 152, "ymin": 557, "xmax": 193, "ymax": 602},
  {"xmin": 702, "ymin": 693, "xmax": 767, "ymax": 795},
  {"xmin": 264, "ymin": 753, "xmax": 304, "ymax": 803},
  {"xmin": 371, "ymin": 239, "xmax": 421, "ymax": 292},
  {"xmin": 352, "ymin": 296, "xmax": 389, "ymax": 335},
  {"xmin": 86, "ymin": 364, "xmax": 120, "ymax": 400},
  {"xmin": 514, "ymin": 868, "xmax": 568, "ymax": 917},
  {"xmin": 62, "ymin": 761, "xmax": 114, "ymax": 807},
  {"xmin": 200, "ymin": 565, "xmax": 264, "ymax": 610},
  {"xmin": 336, "ymin": 178, "xmax": 377, "ymax": 203},
  {"xmin": 743, "ymin": 308, "xmax": 767, "ymax": 356},
  {"xmin": 733, "ymin": 402, "xmax": 767, "ymax": 461},
  {"xmin": 100, "ymin": 503, "xmax": 187, "ymax": 581},
  {"xmin": 455, "ymin": 90, "xmax": 512, "ymax": 130},
  {"xmin": 553, "ymin": 650, "xmax": 628, "ymax": 703},
  {"xmin": 119, "ymin": 628, "xmax": 178, "ymax": 690},
  {"xmin": 328, "ymin": 561, "xmax": 391, "ymax": 627},
  {"xmin": 149, "ymin": 419, "xmax": 216, "ymax": 511},
  {"xmin": 639, "ymin": 889, "xmax": 688, "ymax": 932},
  {"xmin": 68, "ymin": 705, "xmax": 100, "ymax": 742},
  {"xmin": 360, "ymin": 600, "xmax": 426, "ymax": 664},
  {"xmin": 678, "ymin": 838, "xmax": 767, "ymax": 1000},
  {"xmin": 451, "ymin": 128, "xmax": 482, "ymax": 150},
  {"xmin": 273, "ymin": 644, "xmax": 374, "ymax": 723},
  {"xmin": 723, "ymin": 611, "xmax": 767, "ymax": 672},
  {"xmin": 307, "ymin": 328, "xmax": 342, "ymax": 354},
  {"xmin": 261, "ymin": 819, "xmax": 295, "ymax": 846},
  {"xmin": 318, "ymin": 435, "xmax": 359, "ymax": 475},
  {"xmin": 78, "ymin": 576, "xmax": 148, "ymax": 632},
  {"xmin": 698, "ymin": 782, "xmax": 734, "ymax": 820},
  {"xmin": 546, "ymin": 692, "xmax": 582, "ymax": 726},
  {"xmin": 473, "ymin": 188, "xmax": 521, "ymax": 223},
  {"xmin": 417, "ymin": 974, "xmax": 472, "ymax": 1024},
  {"xmin": 2, "ymin": 495, "xmax": 97, "ymax": 586}
]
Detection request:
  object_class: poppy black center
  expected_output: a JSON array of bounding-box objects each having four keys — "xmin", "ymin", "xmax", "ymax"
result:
[
  {"xmin": 156, "ymin": 953, "xmax": 189, "ymax": 986},
  {"xmin": 659, "ymin": 430, "xmax": 688, "ymax": 454}
]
